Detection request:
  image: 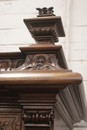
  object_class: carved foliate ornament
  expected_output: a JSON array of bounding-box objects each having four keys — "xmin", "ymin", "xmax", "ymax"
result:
[
  {"xmin": 0, "ymin": 54, "xmax": 68, "ymax": 72},
  {"xmin": 36, "ymin": 7, "xmax": 55, "ymax": 17},
  {"xmin": 22, "ymin": 110, "xmax": 54, "ymax": 125},
  {"xmin": 0, "ymin": 114, "xmax": 22, "ymax": 130}
]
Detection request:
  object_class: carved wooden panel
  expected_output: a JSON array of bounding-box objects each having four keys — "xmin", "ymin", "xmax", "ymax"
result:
[
  {"xmin": 0, "ymin": 54, "xmax": 68, "ymax": 71},
  {"xmin": 0, "ymin": 112, "xmax": 23, "ymax": 130},
  {"xmin": 16, "ymin": 54, "xmax": 61, "ymax": 71},
  {"xmin": 0, "ymin": 59, "xmax": 24, "ymax": 71}
]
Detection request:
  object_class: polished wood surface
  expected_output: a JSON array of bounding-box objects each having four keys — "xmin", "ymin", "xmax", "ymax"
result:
[{"xmin": 0, "ymin": 71, "xmax": 82, "ymax": 86}]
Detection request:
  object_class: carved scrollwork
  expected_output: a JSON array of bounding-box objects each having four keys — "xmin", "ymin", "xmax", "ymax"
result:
[
  {"xmin": 0, "ymin": 114, "xmax": 22, "ymax": 130},
  {"xmin": 0, "ymin": 60, "xmax": 12, "ymax": 71},
  {"xmin": 16, "ymin": 54, "xmax": 63, "ymax": 71},
  {"xmin": 0, "ymin": 54, "xmax": 67, "ymax": 71},
  {"xmin": 0, "ymin": 59, "xmax": 25, "ymax": 72},
  {"xmin": 0, "ymin": 121, "xmax": 8, "ymax": 130},
  {"xmin": 36, "ymin": 7, "xmax": 55, "ymax": 17}
]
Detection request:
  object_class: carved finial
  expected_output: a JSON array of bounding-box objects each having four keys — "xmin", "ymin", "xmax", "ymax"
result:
[{"xmin": 36, "ymin": 7, "xmax": 55, "ymax": 17}]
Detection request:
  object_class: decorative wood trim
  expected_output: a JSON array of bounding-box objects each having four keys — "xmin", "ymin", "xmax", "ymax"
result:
[
  {"xmin": 0, "ymin": 108, "xmax": 22, "ymax": 130},
  {"xmin": 18, "ymin": 93, "xmax": 56, "ymax": 130},
  {"xmin": 15, "ymin": 54, "xmax": 63, "ymax": 71},
  {"xmin": 0, "ymin": 59, "xmax": 25, "ymax": 71},
  {"xmin": 0, "ymin": 71, "xmax": 82, "ymax": 87},
  {"xmin": 20, "ymin": 45, "xmax": 68, "ymax": 69},
  {"xmin": 36, "ymin": 7, "xmax": 55, "ymax": 17},
  {"xmin": 0, "ymin": 46, "xmax": 68, "ymax": 71},
  {"xmin": 0, "ymin": 7, "xmax": 87, "ymax": 130},
  {"xmin": 22, "ymin": 110, "xmax": 54, "ymax": 125},
  {"xmin": 0, "ymin": 52, "xmax": 25, "ymax": 59}
]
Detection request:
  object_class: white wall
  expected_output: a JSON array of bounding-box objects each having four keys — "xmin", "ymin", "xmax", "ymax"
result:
[
  {"xmin": 67, "ymin": 0, "xmax": 87, "ymax": 101},
  {"xmin": 66, "ymin": 1, "xmax": 87, "ymax": 129}
]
